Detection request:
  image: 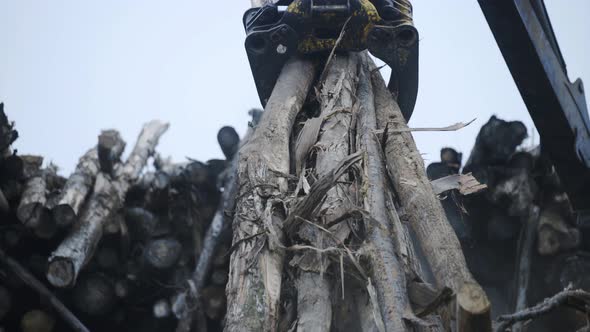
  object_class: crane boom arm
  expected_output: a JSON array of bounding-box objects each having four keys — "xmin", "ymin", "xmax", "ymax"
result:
[{"xmin": 478, "ymin": 0, "xmax": 590, "ymax": 211}]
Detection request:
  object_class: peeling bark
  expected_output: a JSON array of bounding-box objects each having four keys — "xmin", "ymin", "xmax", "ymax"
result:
[
  {"xmin": 356, "ymin": 55, "xmax": 412, "ymax": 332},
  {"xmin": 225, "ymin": 58, "xmax": 316, "ymax": 332},
  {"xmin": 52, "ymin": 148, "xmax": 100, "ymax": 227},
  {"xmin": 0, "ymin": 103, "xmax": 18, "ymax": 156},
  {"xmin": 295, "ymin": 54, "xmax": 359, "ymax": 332},
  {"xmin": 371, "ymin": 58, "xmax": 480, "ymax": 294}
]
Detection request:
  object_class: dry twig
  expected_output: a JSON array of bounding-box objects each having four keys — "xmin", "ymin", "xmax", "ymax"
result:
[{"xmin": 495, "ymin": 286, "xmax": 590, "ymax": 332}]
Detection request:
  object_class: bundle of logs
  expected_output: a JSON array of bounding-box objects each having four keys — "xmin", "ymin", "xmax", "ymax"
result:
[
  {"xmin": 0, "ymin": 102, "xmax": 255, "ymax": 332},
  {"xmin": 427, "ymin": 115, "xmax": 590, "ymax": 332},
  {"xmin": 219, "ymin": 52, "xmax": 496, "ymax": 332},
  {"xmin": 2, "ymin": 53, "xmax": 590, "ymax": 332}
]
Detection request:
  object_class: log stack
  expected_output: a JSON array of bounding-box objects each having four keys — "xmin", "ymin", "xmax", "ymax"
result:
[
  {"xmin": 1, "ymin": 55, "xmax": 590, "ymax": 332},
  {"xmin": 427, "ymin": 115, "xmax": 590, "ymax": 331},
  {"xmin": 0, "ymin": 103, "xmax": 249, "ymax": 332}
]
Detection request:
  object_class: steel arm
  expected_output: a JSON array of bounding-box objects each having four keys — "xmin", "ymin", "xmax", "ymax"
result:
[{"xmin": 478, "ymin": 0, "xmax": 590, "ymax": 210}]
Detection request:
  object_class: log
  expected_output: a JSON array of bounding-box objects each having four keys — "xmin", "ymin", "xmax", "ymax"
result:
[
  {"xmin": 457, "ymin": 283, "xmax": 492, "ymax": 332},
  {"xmin": 144, "ymin": 237, "xmax": 182, "ymax": 270},
  {"xmin": 17, "ymin": 174, "xmax": 48, "ymax": 228},
  {"xmin": 356, "ymin": 55, "xmax": 412, "ymax": 331},
  {"xmin": 217, "ymin": 126, "xmax": 240, "ymax": 160},
  {"xmin": 0, "ymin": 103, "xmax": 18, "ymax": 155},
  {"xmin": 52, "ymin": 148, "xmax": 100, "ymax": 227},
  {"xmin": 173, "ymin": 155, "xmax": 238, "ymax": 331},
  {"xmin": 371, "ymin": 59, "xmax": 483, "ymax": 294},
  {"xmin": 153, "ymin": 299, "xmax": 171, "ymax": 318},
  {"xmin": 20, "ymin": 155, "xmax": 44, "ymax": 179},
  {"xmin": 295, "ymin": 273, "xmax": 332, "ymax": 331},
  {"xmin": 512, "ymin": 206, "xmax": 540, "ymax": 332},
  {"xmin": 98, "ymin": 129, "xmax": 126, "ymax": 175},
  {"xmin": 210, "ymin": 267, "xmax": 229, "ymax": 286},
  {"xmin": 202, "ymin": 286, "xmax": 226, "ymax": 320},
  {"xmin": 47, "ymin": 173, "xmax": 121, "ymax": 288},
  {"xmin": 294, "ymin": 54, "xmax": 358, "ymax": 332},
  {"xmin": 489, "ymin": 169, "xmax": 536, "ymax": 218},
  {"xmin": 182, "ymin": 161, "xmax": 210, "ymax": 187},
  {"xmin": 96, "ymin": 245, "xmax": 120, "ymax": 270},
  {"xmin": 0, "ymin": 187, "xmax": 8, "ymax": 212},
  {"xmin": 224, "ymin": 57, "xmax": 316, "ymax": 332},
  {"xmin": 72, "ymin": 273, "xmax": 116, "ymax": 316},
  {"xmin": 48, "ymin": 120, "xmax": 169, "ymax": 288},
  {"xmin": 250, "ymin": 0, "xmax": 277, "ymax": 6},
  {"xmin": 21, "ymin": 310, "xmax": 56, "ymax": 332},
  {"xmin": 17, "ymin": 167, "xmax": 59, "ymax": 238},
  {"xmin": 3, "ymin": 227, "xmax": 22, "ymax": 248},
  {"xmin": 117, "ymin": 120, "xmax": 169, "ymax": 182},
  {"xmin": 462, "ymin": 116, "xmax": 527, "ymax": 175},
  {"xmin": 1, "ymin": 154, "xmax": 24, "ymax": 182},
  {"xmin": 114, "ymin": 279, "xmax": 130, "ymax": 299},
  {"xmin": 537, "ymin": 202, "xmax": 580, "ymax": 255},
  {"xmin": 0, "ymin": 179, "xmax": 22, "ymax": 206},
  {"xmin": 125, "ymin": 207, "xmax": 159, "ymax": 240},
  {"xmin": 0, "ymin": 285, "xmax": 11, "ymax": 320}
]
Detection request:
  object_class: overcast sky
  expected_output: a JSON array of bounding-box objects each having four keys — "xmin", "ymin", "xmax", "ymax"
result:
[{"xmin": 0, "ymin": 1, "xmax": 588, "ymax": 174}]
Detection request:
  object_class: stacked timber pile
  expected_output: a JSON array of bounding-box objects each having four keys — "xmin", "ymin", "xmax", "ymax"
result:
[
  {"xmin": 427, "ymin": 115, "xmax": 590, "ymax": 332},
  {"xmin": 2, "ymin": 62, "xmax": 590, "ymax": 332},
  {"xmin": 0, "ymin": 103, "xmax": 256, "ymax": 332}
]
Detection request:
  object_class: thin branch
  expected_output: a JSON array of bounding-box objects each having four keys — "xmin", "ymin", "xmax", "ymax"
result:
[
  {"xmin": 495, "ymin": 286, "xmax": 590, "ymax": 332},
  {"xmin": 375, "ymin": 119, "xmax": 476, "ymax": 134},
  {"xmin": 316, "ymin": 16, "xmax": 353, "ymax": 90}
]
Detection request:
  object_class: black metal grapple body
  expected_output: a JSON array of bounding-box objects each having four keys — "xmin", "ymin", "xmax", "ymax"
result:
[{"xmin": 243, "ymin": 0, "xmax": 419, "ymax": 120}]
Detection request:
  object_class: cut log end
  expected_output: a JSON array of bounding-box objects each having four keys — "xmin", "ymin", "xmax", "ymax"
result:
[
  {"xmin": 153, "ymin": 299, "xmax": 171, "ymax": 318},
  {"xmin": 144, "ymin": 237, "xmax": 182, "ymax": 270},
  {"xmin": 217, "ymin": 126, "xmax": 240, "ymax": 160},
  {"xmin": 98, "ymin": 129, "xmax": 126, "ymax": 174},
  {"xmin": 21, "ymin": 310, "xmax": 55, "ymax": 332},
  {"xmin": 17, "ymin": 203, "xmax": 44, "ymax": 228},
  {"xmin": 33, "ymin": 214, "xmax": 57, "ymax": 239},
  {"xmin": 52, "ymin": 204, "xmax": 76, "ymax": 227},
  {"xmin": 46, "ymin": 258, "xmax": 76, "ymax": 288},
  {"xmin": 72, "ymin": 274, "xmax": 116, "ymax": 316},
  {"xmin": 18, "ymin": 204, "xmax": 56, "ymax": 239},
  {"xmin": 457, "ymin": 283, "xmax": 491, "ymax": 332}
]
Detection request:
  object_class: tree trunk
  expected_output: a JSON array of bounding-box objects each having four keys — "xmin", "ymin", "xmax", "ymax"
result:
[
  {"xmin": 224, "ymin": 57, "xmax": 316, "ymax": 332},
  {"xmin": 225, "ymin": 50, "xmax": 491, "ymax": 331},
  {"xmin": 294, "ymin": 54, "xmax": 357, "ymax": 332}
]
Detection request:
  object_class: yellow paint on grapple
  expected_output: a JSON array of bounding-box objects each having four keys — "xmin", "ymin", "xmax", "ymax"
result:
[{"xmin": 286, "ymin": 0, "xmax": 381, "ymax": 54}]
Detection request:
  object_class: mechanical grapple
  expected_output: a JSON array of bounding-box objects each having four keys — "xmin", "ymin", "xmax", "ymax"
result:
[{"xmin": 243, "ymin": 0, "xmax": 419, "ymax": 120}]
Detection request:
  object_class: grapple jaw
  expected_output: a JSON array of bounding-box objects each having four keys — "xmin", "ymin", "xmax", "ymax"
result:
[{"xmin": 243, "ymin": 0, "xmax": 419, "ymax": 121}]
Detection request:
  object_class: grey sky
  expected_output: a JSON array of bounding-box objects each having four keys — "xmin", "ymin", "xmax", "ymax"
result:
[{"xmin": 0, "ymin": 1, "xmax": 588, "ymax": 174}]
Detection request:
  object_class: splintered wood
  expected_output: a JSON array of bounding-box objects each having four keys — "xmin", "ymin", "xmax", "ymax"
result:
[
  {"xmin": 222, "ymin": 51, "xmax": 491, "ymax": 332},
  {"xmin": 3, "ymin": 47, "xmax": 585, "ymax": 331},
  {"xmin": 224, "ymin": 58, "xmax": 316, "ymax": 332}
]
